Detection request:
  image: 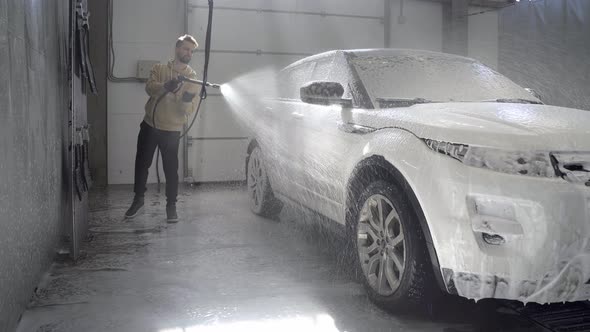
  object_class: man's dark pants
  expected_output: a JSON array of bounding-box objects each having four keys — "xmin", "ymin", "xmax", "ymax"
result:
[{"xmin": 133, "ymin": 121, "xmax": 180, "ymax": 205}]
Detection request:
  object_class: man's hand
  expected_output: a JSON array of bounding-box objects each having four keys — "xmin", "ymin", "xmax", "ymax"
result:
[
  {"xmin": 163, "ymin": 77, "xmax": 181, "ymax": 93},
  {"xmin": 182, "ymin": 91, "xmax": 196, "ymax": 103}
]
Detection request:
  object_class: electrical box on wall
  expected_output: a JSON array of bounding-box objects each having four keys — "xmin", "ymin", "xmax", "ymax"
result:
[{"xmin": 136, "ymin": 60, "xmax": 160, "ymax": 79}]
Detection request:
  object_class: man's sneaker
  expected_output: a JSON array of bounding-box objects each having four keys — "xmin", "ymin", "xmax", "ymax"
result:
[
  {"xmin": 166, "ymin": 204, "xmax": 179, "ymax": 223},
  {"xmin": 124, "ymin": 198, "xmax": 144, "ymax": 219}
]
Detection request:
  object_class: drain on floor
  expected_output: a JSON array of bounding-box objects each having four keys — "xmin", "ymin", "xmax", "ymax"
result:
[
  {"xmin": 89, "ymin": 225, "xmax": 165, "ymax": 234},
  {"xmin": 506, "ymin": 301, "xmax": 590, "ymax": 332}
]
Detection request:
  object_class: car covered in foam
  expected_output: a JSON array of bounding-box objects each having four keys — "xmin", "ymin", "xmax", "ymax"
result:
[{"xmin": 245, "ymin": 49, "xmax": 590, "ymax": 308}]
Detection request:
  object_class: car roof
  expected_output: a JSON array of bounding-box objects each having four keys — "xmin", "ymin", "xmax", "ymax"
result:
[{"xmin": 282, "ymin": 48, "xmax": 478, "ymax": 71}]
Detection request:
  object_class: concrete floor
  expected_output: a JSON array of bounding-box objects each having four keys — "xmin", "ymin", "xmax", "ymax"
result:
[{"xmin": 16, "ymin": 184, "xmax": 543, "ymax": 332}]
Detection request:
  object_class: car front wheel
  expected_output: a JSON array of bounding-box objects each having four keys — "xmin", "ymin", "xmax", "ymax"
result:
[
  {"xmin": 352, "ymin": 180, "xmax": 433, "ymax": 310},
  {"xmin": 247, "ymin": 146, "xmax": 282, "ymax": 218}
]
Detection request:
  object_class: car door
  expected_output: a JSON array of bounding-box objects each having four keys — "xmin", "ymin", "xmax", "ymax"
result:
[
  {"xmin": 263, "ymin": 61, "xmax": 314, "ymax": 200},
  {"xmin": 289, "ymin": 52, "xmax": 371, "ymax": 223}
]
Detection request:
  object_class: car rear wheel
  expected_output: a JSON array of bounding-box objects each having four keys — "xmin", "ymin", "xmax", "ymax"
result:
[
  {"xmin": 352, "ymin": 180, "xmax": 432, "ymax": 310},
  {"xmin": 247, "ymin": 146, "xmax": 283, "ymax": 218}
]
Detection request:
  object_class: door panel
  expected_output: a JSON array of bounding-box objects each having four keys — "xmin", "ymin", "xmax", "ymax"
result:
[
  {"xmin": 293, "ymin": 104, "xmax": 364, "ymax": 223},
  {"xmin": 287, "ymin": 53, "xmax": 365, "ymax": 223},
  {"xmin": 261, "ymin": 62, "xmax": 313, "ymax": 198}
]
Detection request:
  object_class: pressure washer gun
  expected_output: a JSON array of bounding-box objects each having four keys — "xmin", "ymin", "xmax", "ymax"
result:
[
  {"xmin": 177, "ymin": 75, "xmax": 221, "ymax": 89},
  {"xmin": 152, "ymin": 75, "xmax": 222, "ymax": 132}
]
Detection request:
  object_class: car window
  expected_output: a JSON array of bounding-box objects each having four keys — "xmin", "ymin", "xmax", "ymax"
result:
[
  {"xmin": 309, "ymin": 55, "xmax": 357, "ymax": 104},
  {"xmin": 310, "ymin": 57, "xmax": 334, "ymax": 82},
  {"xmin": 278, "ymin": 62, "xmax": 313, "ymax": 100},
  {"xmin": 350, "ymin": 53, "xmax": 537, "ymax": 104}
]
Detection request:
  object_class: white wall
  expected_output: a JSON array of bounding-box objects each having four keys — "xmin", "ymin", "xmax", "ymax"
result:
[
  {"xmin": 190, "ymin": 0, "xmax": 387, "ymax": 182},
  {"xmin": 106, "ymin": 0, "xmax": 588, "ymax": 185},
  {"xmin": 107, "ymin": 0, "xmax": 445, "ymax": 184},
  {"xmin": 107, "ymin": 0, "xmax": 185, "ymax": 184},
  {"xmin": 390, "ymin": 0, "xmax": 443, "ymax": 51}
]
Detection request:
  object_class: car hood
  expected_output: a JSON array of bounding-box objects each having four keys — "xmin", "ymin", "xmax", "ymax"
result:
[{"xmin": 355, "ymin": 102, "xmax": 590, "ymax": 151}]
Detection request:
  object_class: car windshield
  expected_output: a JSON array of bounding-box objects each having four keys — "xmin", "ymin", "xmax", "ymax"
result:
[{"xmin": 350, "ymin": 52, "xmax": 540, "ymax": 106}]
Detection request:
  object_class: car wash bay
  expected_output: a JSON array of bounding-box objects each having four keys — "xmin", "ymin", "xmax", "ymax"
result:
[{"xmin": 2, "ymin": 0, "xmax": 590, "ymax": 331}]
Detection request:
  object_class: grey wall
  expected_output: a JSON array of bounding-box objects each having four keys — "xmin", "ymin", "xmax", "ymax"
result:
[
  {"xmin": 0, "ymin": 0, "xmax": 69, "ymax": 330},
  {"xmin": 499, "ymin": 0, "xmax": 590, "ymax": 111},
  {"xmin": 435, "ymin": 0, "xmax": 589, "ymax": 111}
]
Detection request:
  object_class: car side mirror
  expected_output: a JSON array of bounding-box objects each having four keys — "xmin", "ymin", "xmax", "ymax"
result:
[
  {"xmin": 300, "ymin": 81, "xmax": 352, "ymax": 107},
  {"xmin": 525, "ymin": 88, "xmax": 543, "ymax": 102}
]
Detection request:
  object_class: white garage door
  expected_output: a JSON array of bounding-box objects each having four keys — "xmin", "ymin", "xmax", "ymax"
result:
[{"xmin": 186, "ymin": 0, "xmax": 387, "ymax": 182}]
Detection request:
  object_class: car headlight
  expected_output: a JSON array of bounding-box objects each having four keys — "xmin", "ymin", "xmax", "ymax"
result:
[{"xmin": 423, "ymin": 139, "xmax": 557, "ymax": 177}]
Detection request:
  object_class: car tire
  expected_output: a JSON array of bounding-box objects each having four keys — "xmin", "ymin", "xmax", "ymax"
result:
[
  {"xmin": 350, "ymin": 180, "xmax": 433, "ymax": 311},
  {"xmin": 247, "ymin": 146, "xmax": 283, "ymax": 219}
]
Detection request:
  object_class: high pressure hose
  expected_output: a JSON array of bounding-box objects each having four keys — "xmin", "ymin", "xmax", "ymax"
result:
[{"xmin": 154, "ymin": 0, "xmax": 216, "ymax": 193}]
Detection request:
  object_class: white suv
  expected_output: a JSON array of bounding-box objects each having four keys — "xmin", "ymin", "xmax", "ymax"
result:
[{"xmin": 245, "ymin": 49, "xmax": 590, "ymax": 309}]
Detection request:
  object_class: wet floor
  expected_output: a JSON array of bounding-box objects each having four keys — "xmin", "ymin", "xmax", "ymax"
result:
[{"xmin": 16, "ymin": 184, "xmax": 545, "ymax": 332}]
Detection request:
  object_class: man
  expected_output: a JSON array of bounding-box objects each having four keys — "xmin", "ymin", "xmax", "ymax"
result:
[{"xmin": 125, "ymin": 34, "xmax": 200, "ymax": 223}]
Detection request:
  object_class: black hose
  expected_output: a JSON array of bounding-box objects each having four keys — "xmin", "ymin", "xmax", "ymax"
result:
[
  {"xmin": 180, "ymin": 0, "xmax": 214, "ymax": 139},
  {"xmin": 154, "ymin": 0, "xmax": 214, "ymax": 192}
]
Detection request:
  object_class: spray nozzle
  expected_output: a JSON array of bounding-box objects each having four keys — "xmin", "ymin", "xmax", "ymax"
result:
[{"xmin": 177, "ymin": 75, "xmax": 221, "ymax": 89}]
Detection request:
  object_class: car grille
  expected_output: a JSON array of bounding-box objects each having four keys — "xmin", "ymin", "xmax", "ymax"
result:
[{"xmin": 551, "ymin": 153, "xmax": 590, "ymax": 186}]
